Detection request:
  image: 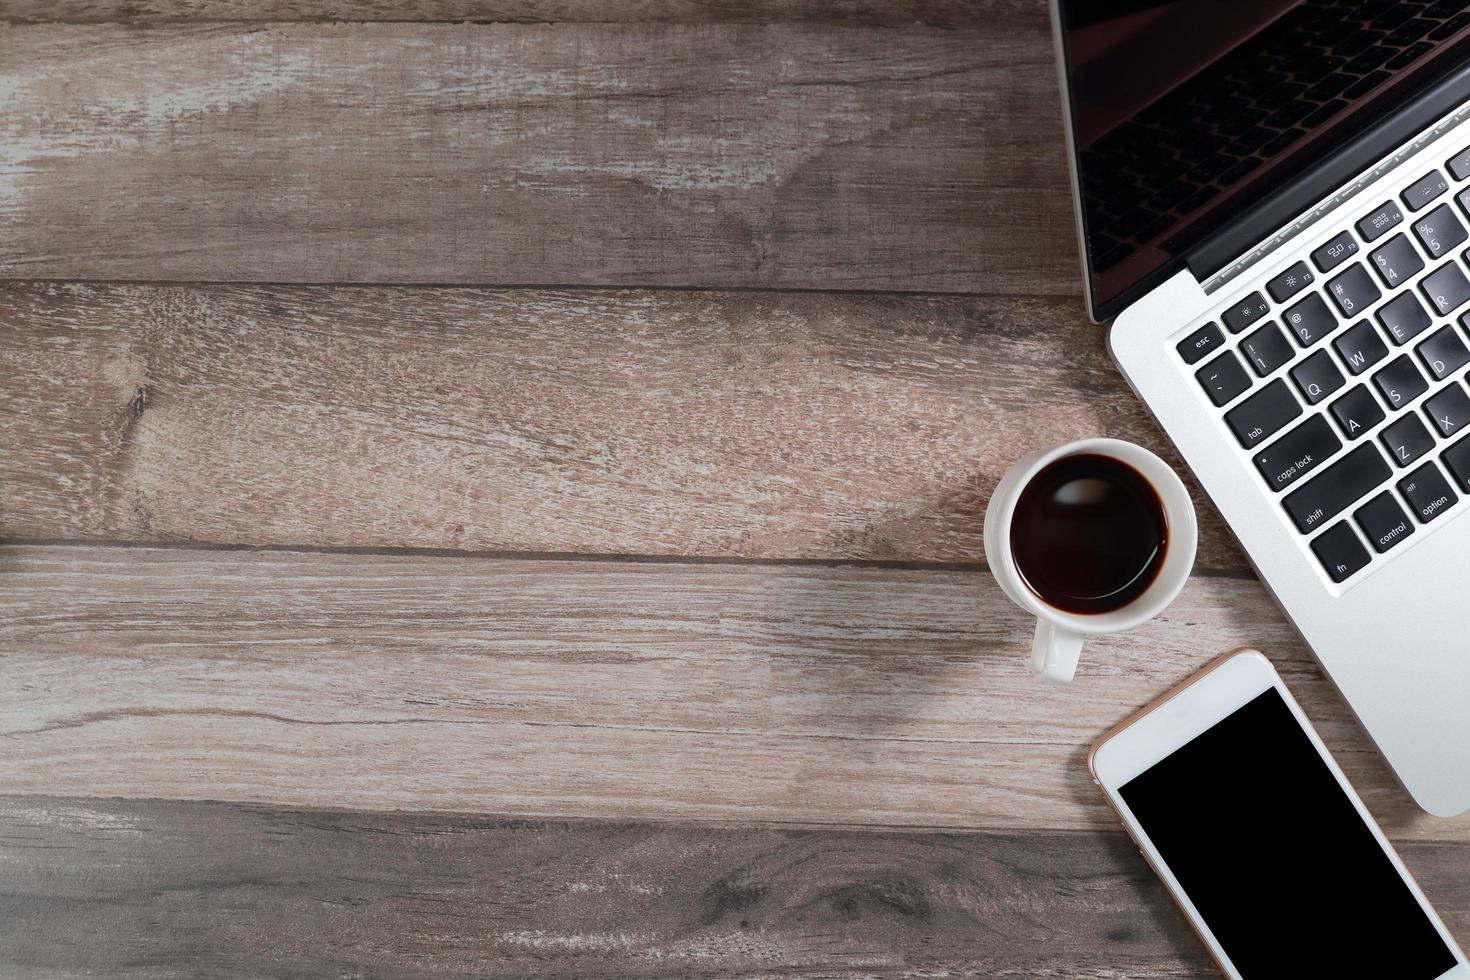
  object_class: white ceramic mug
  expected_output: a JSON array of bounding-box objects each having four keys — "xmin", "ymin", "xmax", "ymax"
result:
[{"xmin": 983, "ymin": 438, "xmax": 1198, "ymax": 683}]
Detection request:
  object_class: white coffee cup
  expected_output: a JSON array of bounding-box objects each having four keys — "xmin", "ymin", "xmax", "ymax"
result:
[{"xmin": 983, "ymin": 438, "xmax": 1197, "ymax": 683}]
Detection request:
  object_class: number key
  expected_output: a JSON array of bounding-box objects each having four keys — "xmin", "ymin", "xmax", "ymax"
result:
[
  {"xmin": 1325, "ymin": 263, "xmax": 1381, "ymax": 317},
  {"xmin": 1240, "ymin": 322, "xmax": 1294, "ymax": 377},
  {"xmin": 1369, "ymin": 234, "xmax": 1424, "ymax": 288},
  {"xmin": 1284, "ymin": 293, "xmax": 1336, "ymax": 346},
  {"xmin": 1412, "ymin": 203, "xmax": 1468, "ymax": 259}
]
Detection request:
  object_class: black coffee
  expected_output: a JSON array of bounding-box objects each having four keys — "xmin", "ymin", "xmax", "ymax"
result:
[{"xmin": 1009, "ymin": 453, "xmax": 1167, "ymax": 615}]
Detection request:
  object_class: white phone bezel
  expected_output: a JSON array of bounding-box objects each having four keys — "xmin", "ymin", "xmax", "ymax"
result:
[{"xmin": 1091, "ymin": 650, "xmax": 1470, "ymax": 980}]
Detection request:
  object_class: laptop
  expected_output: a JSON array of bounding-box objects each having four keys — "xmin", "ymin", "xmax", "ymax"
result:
[{"xmin": 1050, "ymin": 0, "xmax": 1470, "ymax": 816}]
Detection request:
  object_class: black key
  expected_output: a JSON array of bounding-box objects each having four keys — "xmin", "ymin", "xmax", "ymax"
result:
[
  {"xmin": 1402, "ymin": 170, "xmax": 1450, "ymax": 211},
  {"xmin": 1253, "ymin": 415, "xmax": 1342, "ymax": 493},
  {"xmin": 1344, "ymin": 70, "xmax": 1390, "ymax": 100},
  {"xmin": 1325, "ymin": 263, "xmax": 1381, "ymax": 318},
  {"xmin": 1441, "ymin": 433, "xmax": 1470, "ymax": 491},
  {"xmin": 1372, "ymin": 354, "xmax": 1429, "ymax": 411},
  {"xmin": 1425, "ymin": 383, "xmax": 1470, "ymax": 438},
  {"xmin": 1380, "ymin": 413, "xmax": 1435, "ymax": 467},
  {"xmin": 1224, "ymin": 378, "xmax": 1302, "ymax": 449},
  {"xmin": 1387, "ymin": 42, "xmax": 1434, "ymax": 70},
  {"xmin": 1196, "ymin": 351, "xmax": 1251, "ymax": 407},
  {"xmin": 1429, "ymin": 11, "xmax": 1470, "ymax": 40},
  {"xmin": 1449, "ymin": 146, "xmax": 1470, "ymax": 182},
  {"xmin": 1261, "ymin": 128, "xmax": 1304, "ymax": 158},
  {"xmin": 1312, "ymin": 232, "xmax": 1360, "ymax": 273},
  {"xmin": 1240, "ymin": 322, "xmax": 1294, "ymax": 378},
  {"xmin": 1219, "ymin": 158, "xmax": 1262, "ymax": 186},
  {"xmin": 1267, "ymin": 262, "xmax": 1317, "ymax": 302},
  {"xmin": 1222, "ymin": 292, "xmax": 1271, "ymax": 333},
  {"xmin": 1354, "ymin": 491, "xmax": 1415, "ymax": 553},
  {"xmin": 1333, "ymin": 319, "xmax": 1389, "ymax": 375},
  {"xmin": 1290, "ymin": 349, "xmax": 1345, "ymax": 404},
  {"xmin": 1310, "ymin": 521, "xmax": 1371, "ymax": 583},
  {"xmin": 1415, "ymin": 325, "xmax": 1470, "ymax": 381},
  {"xmin": 1412, "ymin": 203, "xmax": 1468, "ymax": 259},
  {"xmin": 1283, "ymin": 443, "xmax": 1391, "ymax": 532},
  {"xmin": 1330, "ymin": 384, "xmax": 1386, "ymax": 440},
  {"xmin": 1398, "ymin": 462, "xmax": 1458, "ymax": 525},
  {"xmin": 1357, "ymin": 200, "xmax": 1404, "ymax": 242},
  {"xmin": 1369, "ymin": 234, "xmax": 1425, "ymax": 288},
  {"xmin": 1283, "ymin": 293, "xmax": 1336, "ymax": 347},
  {"xmin": 1303, "ymin": 99, "xmax": 1347, "ymax": 129},
  {"xmin": 1420, "ymin": 262, "xmax": 1470, "ymax": 317},
  {"xmin": 1176, "ymin": 322, "xmax": 1225, "ymax": 365},
  {"xmin": 1376, "ymin": 292, "xmax": 1432, "ymax": 345}
]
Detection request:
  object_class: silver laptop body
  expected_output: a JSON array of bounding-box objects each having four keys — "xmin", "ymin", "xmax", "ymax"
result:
[{"xmin": 1051, "ymin": 0, "xmax": 1470, "ymax": 815}]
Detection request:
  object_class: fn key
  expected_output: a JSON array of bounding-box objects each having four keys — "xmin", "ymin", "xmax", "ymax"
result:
[{"xmin": 1310, "ymin": 521, "xmax": 1370, "ymax": 583}]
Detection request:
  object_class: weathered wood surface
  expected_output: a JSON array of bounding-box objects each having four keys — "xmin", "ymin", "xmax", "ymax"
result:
[
  {"xmin": 1, "ymin": 282, "xmax": 1246, "ymax": 569},
  {"xmin": 0, "ymin": 797, "xmax": 1215, "ymax": 979},
  {"xmin": 2, "ymin": 0, "xmax": 1042, "ymax": 27},
  {"xmin": 4, "ymin": 543, "xmax": 1465, "ymax": 842},
  {"xmin": 2, "ymin": 796, "xmax": 1467, "ymax": 979},
  {"xmin": 0, "ymin": 21, "xmax": 1076, "ymax": 293}
]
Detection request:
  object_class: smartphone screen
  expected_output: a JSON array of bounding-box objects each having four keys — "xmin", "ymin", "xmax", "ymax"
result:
[{"xmin": 1119, "ymin": 687, "xmax": 1457, "ymax": 978}]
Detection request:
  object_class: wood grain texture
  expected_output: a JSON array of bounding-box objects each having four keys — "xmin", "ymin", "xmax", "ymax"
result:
[
  {"xmin": 0, "ymin": 797, "xmax": 1215, "ymax": 979},
  {"xmin": 0, "ymin": 282, "xmax": 1246, "ymax": 569},
  {"xmin": 0, "ymin": 21, "xmax": 1075, "ymax": 292},
  {"xmin": 1, "ymin": 0, "xmax": 1042, "ymax": 28},
  {"xmin": 4, "ymin": 797, "xmax": 1469, "ymax": 979},
  {"xmin": 4, "ymin": 543, "xmax": 1468, "ymax": 841}
]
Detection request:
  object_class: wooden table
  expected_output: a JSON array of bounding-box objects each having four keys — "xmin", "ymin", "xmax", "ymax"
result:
[{"xmin": 3, "ymin": 2, "xmax": 1469, "ymax": 976}]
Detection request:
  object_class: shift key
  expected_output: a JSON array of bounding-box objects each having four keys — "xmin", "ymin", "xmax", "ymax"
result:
[
  {"xmin": 1283, "ymin": 443, "xmax": 1391, "ymax": 533},
  {"xmin": 1224, "ymin": 379, "xmax": 1301, "ymax": 449}
]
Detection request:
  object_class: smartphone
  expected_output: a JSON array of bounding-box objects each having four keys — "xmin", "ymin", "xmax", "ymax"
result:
[{"xmin": 1090, "ymin": 649, "xmax": 1469, "ymax": 979}]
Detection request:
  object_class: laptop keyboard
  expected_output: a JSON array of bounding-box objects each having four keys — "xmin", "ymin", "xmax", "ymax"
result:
[
  {"xmin": 1084, "ymin": 0, "xmax": 1470, "ymax": 274},
  {"xmin": 1180, "ymin": 141, "xmax": 1470, "ymax": 586}
]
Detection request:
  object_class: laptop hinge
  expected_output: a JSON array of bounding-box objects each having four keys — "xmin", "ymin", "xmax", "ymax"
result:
[{"xmin": 1186, "ymin": 56, "xmax": 1470, "ymax": 294}]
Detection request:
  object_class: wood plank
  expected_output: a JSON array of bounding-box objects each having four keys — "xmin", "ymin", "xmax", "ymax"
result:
[
  {"xmin": 3, "ymin": 797, "xmax": 1468, "ymax": 979},
  {"xmin": 0, "ymin": 21, "xmax": 1075, "ymax": 292},
  {"xmin": 0, "ymin": 797, "xmax": 1217, "ymax": 979},
  {"xmin": 2, "ymin": 0, "xmax": 1040, "ymax": 28},
  {"xmin": 0, "ymin": 282, "xmax": 1247, "ymax": 570},
  {"xmin": 4, "ymin": 543, "xmax": 1469, "ymax": 842}
]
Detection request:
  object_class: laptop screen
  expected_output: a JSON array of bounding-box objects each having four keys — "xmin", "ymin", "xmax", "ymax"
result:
[{"xmin": 1056, "ymin": 0, "xmax": 1470, "ymax": 321}]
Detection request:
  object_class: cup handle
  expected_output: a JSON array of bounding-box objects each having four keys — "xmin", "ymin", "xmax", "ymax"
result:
[{"xmin": 1030, "ymin": 619, "xmax": 1085, "ymax": 683}]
